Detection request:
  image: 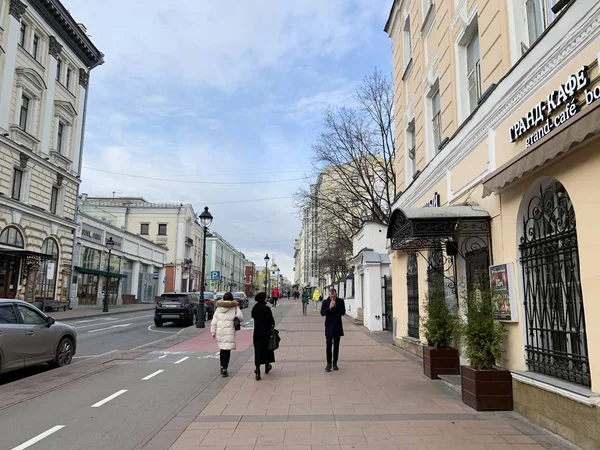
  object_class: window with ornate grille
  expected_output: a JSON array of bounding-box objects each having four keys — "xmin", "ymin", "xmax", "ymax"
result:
[
  {"xmin": 406, "ymin": 252, "xmax": 419, "ymax": 338},
  {"xmin": 519, "ymin": 180, "xmax": 590, "ymax": 386}
]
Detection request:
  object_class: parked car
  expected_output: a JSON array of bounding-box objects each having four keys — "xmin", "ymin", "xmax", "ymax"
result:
[
  {"xmin": 154, "ymin": 293, "xmax": 200, "ymax": 327},
  {"xmin": 202, "ymin": 292, "xmax": 215, "ymax": 320},
  {"xmin": 0, "ymin": 299, "xmax": 76, "ymax": 374},
  {"xmin": 232, "ymin": 292, "xmax": 249, "ymax": 309}
]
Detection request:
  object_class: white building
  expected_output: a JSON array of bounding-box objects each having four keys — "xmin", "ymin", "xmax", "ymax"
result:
[
  {"xmin": 0, "ymin": 0, "xmax": 103, "ymax": 304},
  {"xmin": 205, "ymin": 231, "xmax": 245, "ymax": 293}
]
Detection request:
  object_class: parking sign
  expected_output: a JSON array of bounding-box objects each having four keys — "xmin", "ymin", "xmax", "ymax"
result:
[{"xmin": 210, "ymin": 271, "xmax": 221, "ymax": 281}]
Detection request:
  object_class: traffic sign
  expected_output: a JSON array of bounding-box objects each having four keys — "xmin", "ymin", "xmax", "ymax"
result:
[
  {"xmin": 210, "ymin": 271, "xmax": 221, "ymax": 281},
  {"xmin": 153, "ymin": 272, "xmax": 159, "ymax": 280},
  {"xmin": 263, "ymin": 280, "xmax": 267, "ymax": 286}
]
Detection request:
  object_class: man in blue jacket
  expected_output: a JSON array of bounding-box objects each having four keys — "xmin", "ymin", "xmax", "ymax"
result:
[{"xmin": 321, "ymin": 288, "xmax": 346, "ymax": 372}]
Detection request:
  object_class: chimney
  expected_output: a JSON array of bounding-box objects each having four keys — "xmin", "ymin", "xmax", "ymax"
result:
[{"xmin": 78, "ymin": 23, "xmax": 87, "ymax": 33}]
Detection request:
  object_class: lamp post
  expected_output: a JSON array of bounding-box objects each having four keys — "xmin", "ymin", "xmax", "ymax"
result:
[
  {"xmin": 276, "ymin": 268, "xmax": 280, "ymax": 291},
  {"xmin": 103, "ymin": 237, "xmax": 116, "ymax": 313},
  {"xmin": 264, "ymin": 254, "xmax": 269, "ymax": 293},
  {"xmin": 196, "ymin": 207, "xmax": 213, "ymax": 329}
]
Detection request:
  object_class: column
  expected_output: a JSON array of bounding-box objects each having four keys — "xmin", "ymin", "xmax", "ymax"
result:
[
  {"xmin": 158, "ymin": 267, "xmax": 166, "ymax": 296},
  {"xmin": 131, "ymin": 260, "xmax": 141, "ymax": 299},
  {"xmin": 40, "ymin": 36, "xmax": 61, "ymax": 154},
  {"xmin": 0, "ymin": 0, "xmax": 27, "ymax": 131}
]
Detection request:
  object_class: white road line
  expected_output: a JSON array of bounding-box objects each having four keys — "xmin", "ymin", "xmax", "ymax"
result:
[
  {"xmin": 11, "ymin": 425, "xmax": 65, "ymax": 450},
  {"xmin": 72, "ymin": 314, "xmax": 151, "ymax": 329},
  {"xmin": 174, "ymin": 356, "xmax": 189, "ymax": 364},
  {"xmin": 91, "ymin": 389, "xmax": 128, "ymax": 408},
  {"xmin": 142, "ymin": 370, "xmax": 164, "ymax": 381},
  {"xmin": 87, "ymin": 323, "xmax": 132, "ymax": 333},
  {"xmin": 73, "ymin": 355, "xmax": 98, "ymax": 359},
  {"xmin": 73, "ymin": 319, "xmax": 97, "ymax": 324},
  {"xmin": 147, "ymin": 325, "xmax": 177, "ymax": 334},
  {"xmin": 158, "ymin": 355, "xmax": 167, "ymax": 359}
]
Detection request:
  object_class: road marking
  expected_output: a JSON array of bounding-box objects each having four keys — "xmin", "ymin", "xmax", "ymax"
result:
[
  {"xmin": 147, "ymin": 325, "xmax": 178, "ymax": 334},
  {"xmin": 87, "ymin": 323, "xmax": 132, "ymax": 333},
  {"xmin": 73, "ymin": 314, "xmax": 151, "ymax": 329},
  {"xmin": 11, "ymin": 425, "xmax": 65, "ymax": 450},
  {"xmin": 73, "ymin": 355, "xmax": 98, "ymax": 359},
  {"xmin": 73, "ymin": 319, "xmax": 97, "ymax": 324},
  {"xmin": 174, "ymin": 356, "xmax": 189, "ymax": 364},
  {"xmin": 158, "ymin": 355, "xmax": 167, "ymax": 359},
  {"xmin": 91, "ymin": 389, "xmax": 128, "ymax": 408},
  {"xmin": 142, "ymin": 370, "xmax": 164, "ymax": 380}
]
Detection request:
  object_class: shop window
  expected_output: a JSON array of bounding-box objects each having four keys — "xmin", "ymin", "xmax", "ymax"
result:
[
  {"xmin": 77, "ymin": 273, "xmax": 99, "ymax": 305},
  {"xmin": 105, "ymin": 254, "xmax": 121, "ymax": 273},
  {"xmin": 36, "ymin": 238, "xmax": 59, "ymax": 301},
  {"xmin": 80, "ymin": 247, "xmax": 101, "ymax": 270},
  {"xmin": 140, "ymin": 223, "xmax": 149, "ymax": 235},
  {"xmin": 0, "ymin": 226, "xmax": 24, "ymax": 248}
]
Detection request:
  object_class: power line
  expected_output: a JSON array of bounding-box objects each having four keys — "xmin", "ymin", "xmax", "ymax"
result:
[
  {"xmin": 82, "ymin": 166, "xmax": 304, "ymax": 184},
  {"xmin": 211, "ymin": 196, "xmax": 292, "ymax": 205}
]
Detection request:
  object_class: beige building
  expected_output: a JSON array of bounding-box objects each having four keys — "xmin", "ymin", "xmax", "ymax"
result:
[
  {"xmin": 0, "ymin": 0, "xmax": 102, "ymax": 305},
  {"xmin": 385, "ymin": 0, "xmax": 600, "ymax": 447},
  {"xmin": 82, "ymin": 197, "xmax": 206, "ymax": 294}
]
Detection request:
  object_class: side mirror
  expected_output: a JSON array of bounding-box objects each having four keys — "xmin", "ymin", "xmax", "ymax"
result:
[{"xmin": 46, "ymin": 317, "xmax": 55, "ymax": 327}]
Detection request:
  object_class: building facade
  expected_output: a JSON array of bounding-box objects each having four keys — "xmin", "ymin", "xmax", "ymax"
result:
[
  {"xmin": 72, "ymin": 212, "xmax": 166, "ymax": 307},
  {"xmin": 82, "ymin": 198, "xmax": 205, "ymax": 294},
  {"xmin": 0, "ymin": 0, "xmax": 102, "ymax": 304},
  {"xmin": 205, "ymin": 231, "xmax": 245, "ymax": 293},
  {"xmin": 385, "ymin": 0, "xmax": 600, "ymax": 447}
]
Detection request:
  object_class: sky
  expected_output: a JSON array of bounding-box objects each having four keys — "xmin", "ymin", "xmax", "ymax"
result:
[{"xmin": 63, "ymin": 0, "xmax": 393, "ymax": 280}]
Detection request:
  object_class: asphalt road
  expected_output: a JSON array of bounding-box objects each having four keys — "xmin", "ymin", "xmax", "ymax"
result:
[{"xmin": 0, "ymin": 301, "xmax": 291, "ymax": 450}]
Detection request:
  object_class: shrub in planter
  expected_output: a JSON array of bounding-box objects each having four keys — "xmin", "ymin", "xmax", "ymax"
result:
[
  {"xmin": 421, "ymin": 284, "xmax": 461, "ymax": 379},
  {"xmin": 460, "ymin": 277, "xmax": 512, "ymax": 411}
]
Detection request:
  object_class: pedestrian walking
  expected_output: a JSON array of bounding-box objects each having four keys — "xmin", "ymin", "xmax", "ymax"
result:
[
  {"xmin": 271, "ymin": 286, "xmax": 280, "ymax": 308},
  {"xmin": 211, "ymin": 292, "xmax": 244, "ymax": 378},
  {"xmin": 301, "ymin": 289, "xmax": 310, "ymax": 315},
  {"xmin": 312, "ymin": 288, "xmax": 321, "ymax": 312},
  {"xmin": 321, "ymin": 288, "xmax": 346, "ymax": 372},
  {"xmin": 251, "ymin": 292, "xmax": 275, "ymax": 380}
]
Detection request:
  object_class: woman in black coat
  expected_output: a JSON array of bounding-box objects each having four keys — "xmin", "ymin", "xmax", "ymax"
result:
[{"xmin": 251, "ymin": 292, "xmax": 275, "ymax": 380}]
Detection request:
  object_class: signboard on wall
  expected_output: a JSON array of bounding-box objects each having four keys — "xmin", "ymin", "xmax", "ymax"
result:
[
  {"xmin": 106, "ymin": 232, "xmax": 123, "ymax": 249},
  {"xmin": 81, "ymin": 223, "xmax": 102, "ymax": 243},
  {"xmin": 489, "ymin": 263, "xmax": 518, "ymax": 322}
]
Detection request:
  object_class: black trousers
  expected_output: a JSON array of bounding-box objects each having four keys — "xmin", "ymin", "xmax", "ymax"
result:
[
  {"xmin": 302, "ymin": 302, "xmax": 308, "ymax": 314},
  {"xmin": 220, "ymin": 349, "xmax": 231, "ymax": 370},
  {"xmin": 273, "ymin": 297, "xmax": 278, "ymax": 307},
  {"xmin": 326, "ymin": 335, "xmax": 341, "ymax": 364}
]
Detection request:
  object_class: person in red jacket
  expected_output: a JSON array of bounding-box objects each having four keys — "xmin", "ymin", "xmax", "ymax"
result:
[{"xmin": 271, "ymin": 287, "xmax": 280, "ymax": 308}]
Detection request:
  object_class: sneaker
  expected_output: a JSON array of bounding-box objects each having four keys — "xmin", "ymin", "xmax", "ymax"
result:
[
  {"xmin": 222, "ymin": 370, "xmax": 228, "ymax": 377},
  {"xmin": 325, "ymin": 364, "xmax": 332, "ymax": 372},
  {"xmin": 333, "ymin": 363, "xmax": 339, "ymax": 371}
]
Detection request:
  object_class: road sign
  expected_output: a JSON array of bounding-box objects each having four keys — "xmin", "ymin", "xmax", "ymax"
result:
[
  {"xmin": 263, "ymin": 280, "xmax": 267, "ymax": 286},
  {"xmin": 210, "ymin": 271, "xmax": 221, "ymax": 281},
  {"xmin": 153, "ymin": 272, "xmax": 159, "ymax": 280}
]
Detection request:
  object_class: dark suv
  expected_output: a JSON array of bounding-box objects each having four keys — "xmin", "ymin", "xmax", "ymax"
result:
[{"xmin": 154, "ymin": 293, "xmax": 199, "ymax": 327}]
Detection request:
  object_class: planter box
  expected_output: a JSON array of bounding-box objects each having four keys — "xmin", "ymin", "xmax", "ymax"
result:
[
  {"xmin": 461, "ymin": 365, "xmax": 513, "ymax": 411},
  {"xmin": 423, "ymin": 347, "xmax": 460, "ymax": 379}
]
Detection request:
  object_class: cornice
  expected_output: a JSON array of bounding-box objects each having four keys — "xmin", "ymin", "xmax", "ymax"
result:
[
  {"xmin": 0, "ymin": 196, "xmax": 76, "ymax": 229},
  {"xmin": 393, "ymin": 1, "xmax": 600, "ymax": 210},
  {"xmin": 452, "ymin": 0, "xmax": 469, "ymax": 29}
]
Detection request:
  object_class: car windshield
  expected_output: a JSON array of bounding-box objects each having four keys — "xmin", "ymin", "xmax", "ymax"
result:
[
  {"xmin": 203, "ymin": 293, "xmax": 214, "ymax": 299},
  {"xmin": 160, "ymin": 295, "xmax": 187, "ymax": 303}
]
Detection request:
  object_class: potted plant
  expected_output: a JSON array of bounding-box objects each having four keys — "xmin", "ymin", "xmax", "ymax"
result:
[
  {"xmin": 460, "ymin": 277, "xmax": 512, "ymax": 411},
  {"xmin": 421, "ymin": 283, "xmax": 461, "ymax": 379}
]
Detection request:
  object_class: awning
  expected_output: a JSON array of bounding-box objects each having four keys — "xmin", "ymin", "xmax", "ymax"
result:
[
  {"xmin": 75, "ymin": 266, "xmax": 127, "ymax": 278},
  {"xmin": 0, "ymin": 248, "xmax": 54, "ymax": 261},
  {"xmin": 386, "ymin": 205, "xmax": 490, "ymax": 251},
  {"xmin": 482, "ymin": 97, "xmax": 600, "ymax": 197}
]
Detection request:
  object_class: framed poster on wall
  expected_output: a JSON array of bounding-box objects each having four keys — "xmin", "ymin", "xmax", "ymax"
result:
[{"xmin": 489, "ymin": 263, "xmax": 518, "ymax": 322}]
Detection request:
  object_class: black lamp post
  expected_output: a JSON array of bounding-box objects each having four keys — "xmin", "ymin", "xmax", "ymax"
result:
[
  {"xmin": 196, "ymin": 207, "xmax": 213, "ymax": 328},
  {"xmin": 264, "ymin": 254, "xmax": 269, "ymax": 293},
  {"xmin": 103, "ymin": 237, "xmax": 116, "ymax": 313}
]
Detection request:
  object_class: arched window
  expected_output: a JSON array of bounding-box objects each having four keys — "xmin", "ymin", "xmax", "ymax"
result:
[
  {"xmin": 0, "ymin": 226, "xmax": 24, "ymax": 248},
  {"xmin": 36, "ymin": 238, "xmax": 59, "ymax": 301},
  {"xmin": 407, "ymin": 252, "xmax": 419, "ymax": 338},
  {"xmin": 519, "ymin": 179, "xmax": 589, "ymax": 386}
]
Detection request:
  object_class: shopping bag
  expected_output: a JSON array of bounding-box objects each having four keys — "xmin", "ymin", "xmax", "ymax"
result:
[{"xmin": 268, "ymin": 328, "xmax": 281, "ymax": 351}]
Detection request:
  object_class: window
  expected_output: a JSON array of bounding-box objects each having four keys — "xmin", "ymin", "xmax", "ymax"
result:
[
  {"xmin": 57, "ymin": 122, "xmax": 64, "ymax": 153},
  {"xmin": 32, "ymin": 34, "xmax": 39, "ymax": 60},
  {"xmin": 526, "ymin": 0, "xmax": 556, "ymax": 45},
  {"xmin": 11, "ymin": 168, "xmax": 23, "ymax": 201},
  {"xmin": 17, "ymin": 305, "xmax": 46, "ymax": 325},
  {"xmin": 66, "ymin": 68, "xmax": 71, "ymax": 90},
  {"xmin": 402, "ymin": 17, "xmax": 412, "ymax": 71},
  {"xmin": 158, "ymin": 224, "xmax": 167, "ymax": 235},
  {"xmin": 466, "ymin": 32, "xmax": 481, "ymax": 113},
  {"xmin": 140, "ymin": 223, "xmax": 149, "ymax": 235},
  {"xmin": 0, "ymin": 305, "xmax": 18, "ymax": 324},
  {"xmin": 50, "ymin": 186, "xmax": 59, "ymax": 213},
  {"xmin": 19, "ymin": 94, "xmax": 30, "ymax": 131},
  {"xmin": 0, "ymin": 227, "xmax": 24, "ymax": 248},
  {"xmin": 56, "ymin": 59, "xmax": 61, "ymax": 82},
  {"xmin": 407, "ymin": 120, "xmax": 416, "ymax": 178},
  {"xmin": 431, "ymin": 89, "xmax": 442, "ymax": 151},
  {"xmin": 19, "ymin": 23, "xmax": 26, "ymax": 47}
]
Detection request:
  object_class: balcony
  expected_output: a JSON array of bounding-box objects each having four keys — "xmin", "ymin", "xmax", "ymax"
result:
[{"xmin": 185, "ymin": 237, "xmax": 193, "ymax": 247}]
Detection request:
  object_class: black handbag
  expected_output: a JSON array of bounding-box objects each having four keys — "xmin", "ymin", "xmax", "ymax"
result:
[
  {"xmin": 233, "ymin": 317, "xmax": 241, "ymax": 331},
  {"xmin": 268, "ymin": 328, "xmax": 281, "ymax": 351}
]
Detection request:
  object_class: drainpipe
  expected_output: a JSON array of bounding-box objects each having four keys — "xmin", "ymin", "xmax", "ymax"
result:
[{"xmin": 68, "ymin": 56, "xmax": 105, "ymax": 308}]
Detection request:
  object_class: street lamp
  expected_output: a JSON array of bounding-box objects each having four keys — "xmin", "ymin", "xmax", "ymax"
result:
[
  {"xmin": 230, "ymin": 271, "xmax": 234, "ymax": 292},
  {"xmin": 264, "ymin": 254, "xmax": 269, "ymax": 294},
  {"xmin": 196, "ymin": 207, "xmax": 213, "ymax": 328},
  {"xmin": 276, "ymin": 268, "xmax": 280, "ymax": 291},
  {"xmin": 103, "ymin": 237, "xmax": 116, "ymax": 313}
]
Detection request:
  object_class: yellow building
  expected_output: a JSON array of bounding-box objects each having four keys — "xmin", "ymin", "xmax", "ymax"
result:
[{"xmin": 385, "ymin": 0, "xmax": 600, "ymax": 447}]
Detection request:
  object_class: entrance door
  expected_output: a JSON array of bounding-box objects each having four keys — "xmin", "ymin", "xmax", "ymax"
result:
[
  {"xmin": 0, "ymin": 258, "xmax": 20, "ymax": 298},
  {"xmin": 78, "ymin": 274, "xmax": 99, "ymax": 305},
  {"xmin": 383, "ymin": 275, "xmax": 393, "ymax": 331}
]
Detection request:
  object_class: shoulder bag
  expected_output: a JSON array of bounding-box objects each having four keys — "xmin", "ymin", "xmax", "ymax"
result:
[
  {"xmin": 233, "ymin": 307, "xmax": 241, "ymax": 331},
  {"xmin": 268, "ymin": 328, "xmax": 281, "ymax": 351}
]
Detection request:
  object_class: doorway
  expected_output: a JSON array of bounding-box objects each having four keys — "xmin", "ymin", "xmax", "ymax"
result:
[{"xmin": 0, "ymin": 257, "xmax": 20, "ymax": 298}]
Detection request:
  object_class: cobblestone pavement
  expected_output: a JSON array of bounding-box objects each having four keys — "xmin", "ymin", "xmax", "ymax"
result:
[{"xmin": 147, "ymin": 300, "xmax": 577, "ymax": 450}]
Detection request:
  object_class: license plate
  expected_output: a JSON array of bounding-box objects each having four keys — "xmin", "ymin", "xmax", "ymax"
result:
[
  {"xmin": 161, "ymin": 314, "xmax": 180, "ymax": 319},
  {"xmin": 164, "ymin": 304, "xmax": 179, "ymax": 308}
]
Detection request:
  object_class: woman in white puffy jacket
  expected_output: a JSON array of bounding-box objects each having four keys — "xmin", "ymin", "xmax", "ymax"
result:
[{"xmin": 211, "ymin": 292, "xmax": 244, "ymax": 377}]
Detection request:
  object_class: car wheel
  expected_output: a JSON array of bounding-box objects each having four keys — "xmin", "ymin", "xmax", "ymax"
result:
[
  {"xmin": 154, "ymin": 320, "xmax": 163, "ymax": 327},
  {"xmin": 53, "ymin": 337, "xmax": 74, "ymax": 368}
]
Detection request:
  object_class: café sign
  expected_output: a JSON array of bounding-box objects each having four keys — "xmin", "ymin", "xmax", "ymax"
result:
[
  {"xmin": 81, "ymin": 223, "xmax": 102, "ymax": 243},
  {"xmin": 509, "ymin": 65, "xmax": 600, "ymax": 148}
]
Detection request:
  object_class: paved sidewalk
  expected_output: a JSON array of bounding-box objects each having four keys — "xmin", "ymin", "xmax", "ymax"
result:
[
  {"xmin": 50, "ymin": 303, "xmax": 154, "ymax": 321},
  {"xmin": 164, "ymin": 300, "xmax": 575, "ymax": 450}
]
